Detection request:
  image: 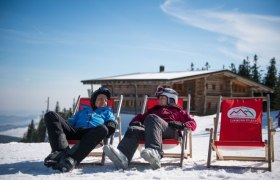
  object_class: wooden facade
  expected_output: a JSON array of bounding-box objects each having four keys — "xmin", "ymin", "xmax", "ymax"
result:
[{"xmin": 81, "ymin": 70, "xmax": 273, "ymax": 115}]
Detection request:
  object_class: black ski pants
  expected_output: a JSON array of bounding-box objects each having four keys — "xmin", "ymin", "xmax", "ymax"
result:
[{"xmin": 44, "ymin": 111, "xmax": 108, "ymax": 163}]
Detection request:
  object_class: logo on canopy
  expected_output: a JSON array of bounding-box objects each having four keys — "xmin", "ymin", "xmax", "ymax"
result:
[{"xmin": 227, "ymin": 106, "xmax": 257, "ymax": 123}]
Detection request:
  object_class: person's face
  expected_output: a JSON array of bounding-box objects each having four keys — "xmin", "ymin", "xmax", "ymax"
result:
[
  {"xmin": 158, "ymin": 96, "xmax": 168, "ymax": 106},
  {"xmin": 95, "ymin": 94, "xmax": 108, "ymax": 108}
]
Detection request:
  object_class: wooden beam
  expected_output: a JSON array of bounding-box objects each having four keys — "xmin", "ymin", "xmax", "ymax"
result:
[
  {"xmin": 218, "ymin": 156, "xmax": 267, "ymax": 161},
  {"xmin": 203, "ymin": 77, "xmax": 207, "ymax": 114}
]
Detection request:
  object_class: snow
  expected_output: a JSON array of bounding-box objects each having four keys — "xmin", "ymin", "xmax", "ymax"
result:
[
  {"xmin": 0, "ymin": 113, "xmax": 279, "ymax": 180},
  {"xmin": 0, "ymin": 126, "xmax": 28, "ymax": 138}
]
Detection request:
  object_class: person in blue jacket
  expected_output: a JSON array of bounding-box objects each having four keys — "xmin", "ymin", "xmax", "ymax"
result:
[{"xmin": 43, "ymin": 87, "xmax": 117, "ymax": 172}]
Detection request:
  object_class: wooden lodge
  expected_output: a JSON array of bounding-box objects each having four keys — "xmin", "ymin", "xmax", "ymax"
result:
[{"xmin": 81, "ymin": 68, "xmax": 273, "ymax": 115}]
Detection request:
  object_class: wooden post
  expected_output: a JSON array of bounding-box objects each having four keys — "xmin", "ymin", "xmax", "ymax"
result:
[
  {"xmin": 46, "ymin": 97, "xmax": 50, "ymax": 113},
  {"xmin": 250, "ymin": 87, "xmax": 254, "ymax": 97},
  {"xmin": 203, "ymin": 77, "xmax": 207, "ymax": 114},
  {"xmin": 187, "ymin": 94, "xmax": 191, "ymax": 114},
  {"xmin": 269, "ymin": 117, "xmax": 275, "ymax": 162},
  {"xmin": 267, "ymin": 94, "xmax": 272, "ymax": 171},
  {"xmin": 189, "ymin": 131, "xmax": 192, "ymax": 158},
  {"xmin": 229, "ymin": 80, "xmax": 233, "ymax": 97},
  {"xmin": 91, "ymin": 84, "xmax": 93, "ymax": 95},
  {"xmin": 117, "ymin": 95, "xmax": 123, "ymax": 142},
  {"xmin": 134, "ymin": 84, "xmax": 138, "ymax": 115},
  {"xmin": 141, "ymin": 95, "xmax": 148, "ymax": 114},
  {"xmin": 180, "ymin": 128, "xmax": 187, "ymax": 167},
  {"xmin": 206, "ymin": 128, "xmax": 213, "ymax": 168},
  {"xmin": 73, "ymin": 95, "xmax": 81, "ymax": 115},
  {"xmin": 214, "ymin": 96, "xmax": 222, "ymax": 141}
]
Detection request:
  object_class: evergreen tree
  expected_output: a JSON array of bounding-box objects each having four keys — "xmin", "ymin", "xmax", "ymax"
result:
[
  {"xmin": 68, "ymin": 107, "xmax": 73, "ymax": 117},
  {"xmin": 36, "ymin": 112, "xmax": 46, "ymax": 142},
  {"xmin": 22, "ymin": 119, "xmax": 37, "ymax": 142},
  {"xmin": 272, "ymin": 72, "xmax": 280, "ymax": 110},
  {"xmin": 229, "ymin": 63, "xmax": 237, "ymax": 73},
  {"xmin": 264, "ymin": 57, "xmax": 277, "ymax": 89},
  {"xmin": 55, "ymin": 101, "xmax": 60, "ymax": 113},
  {"xmin": 61, "ymin": 108, "xmax": 68, "ymax": 119},
  {"xmin": 251, "ymin": 54, "xmax": 261, "ymax": 83},
  {"xmin": 190, "ymin": 62, "xmax": 194, "ymax": 71},
  {"xmin": 205, "ymin": 62, "xmax": 210, "ymax": 70},
  {"xmin": 238, "ymin": 57, "xmax": 251, "ymax": 79}
]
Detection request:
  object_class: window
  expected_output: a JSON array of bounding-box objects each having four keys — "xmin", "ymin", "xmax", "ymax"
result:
[
  {"xmin": 207, "ymin": 102, "xmax": 211, "ymax": 110},
  {"xmin": 213, "ymin": 84, "xmax": 216, "ymax": 90}
]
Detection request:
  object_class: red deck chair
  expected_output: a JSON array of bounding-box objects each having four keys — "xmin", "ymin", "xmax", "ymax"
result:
[
  {"xmin": 205, "ymin": 94, "xmax": 276, "ymax": 171},
  {"xmin": 67, "ymin": 95, "xmax": 123, "ymax": 165},
  {"xmin": 137, "ymin": 94, "xmax": 192, "ymax": 167}
]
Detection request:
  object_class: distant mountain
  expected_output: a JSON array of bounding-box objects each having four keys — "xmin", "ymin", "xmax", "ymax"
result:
[{"xmin": 0, "ymin": 134, "xmax": 22, "ymax": 143}]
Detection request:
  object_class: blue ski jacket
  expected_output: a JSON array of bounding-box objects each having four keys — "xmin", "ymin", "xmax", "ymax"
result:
[{"xmin": 67, "ymin": 105, "xmax": 117, "ymax": 128}]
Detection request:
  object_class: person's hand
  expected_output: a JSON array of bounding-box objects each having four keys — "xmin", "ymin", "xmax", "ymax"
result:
[
  {"xmin": 168, "ymin": 121, "xmax": 185, "ymax": 130},
  {"xmin": 105, "ymin": 121, "xmax": 116, "ymax": 138},
  {"xmin": 129, "ymin": 121, "xmax": 144, "ymax": 127},
  {"xmin": 185, "ymin": 121, "xmax": 194, "ymax": 129}
]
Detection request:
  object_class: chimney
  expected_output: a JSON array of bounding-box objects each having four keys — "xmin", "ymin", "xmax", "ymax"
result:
[{"xmin": 159, "ymin": 65, "xmax": 165, "ymax": 72}]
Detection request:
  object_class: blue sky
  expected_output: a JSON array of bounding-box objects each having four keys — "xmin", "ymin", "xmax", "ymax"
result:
[{"xmin": 0, "ymin": 0, "xmax": 280, "ymax": 114}]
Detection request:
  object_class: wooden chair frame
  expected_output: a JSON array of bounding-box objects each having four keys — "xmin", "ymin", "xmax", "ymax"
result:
[{"xmin": 205, "ymin": 94, "xmax": 275, "ymax": 171}]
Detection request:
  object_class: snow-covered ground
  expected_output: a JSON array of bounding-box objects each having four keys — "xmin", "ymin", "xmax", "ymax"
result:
[
  {"xmin": 0, "ymin": 126, "xmax": 28, "ymax": 138},
  {"xmin": 0, "ymin": 112, "xmax": 279, "ymax": 179}
]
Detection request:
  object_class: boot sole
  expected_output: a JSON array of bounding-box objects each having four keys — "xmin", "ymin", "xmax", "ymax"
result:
[{"xmin": 103, "ymin": 146, "xmax": 128, "ymax": 170}]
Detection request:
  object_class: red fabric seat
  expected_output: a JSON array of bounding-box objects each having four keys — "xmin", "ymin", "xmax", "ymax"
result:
[{"xmin": 215, "ymin": 98, "xmax": 264, "ymax": 148}]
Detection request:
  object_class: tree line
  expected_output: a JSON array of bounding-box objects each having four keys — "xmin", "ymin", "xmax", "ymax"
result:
[
  {"xmin": 191, "ymin": 55, "xmax": 280, "ymax": 110},
  {"xmin": 231, "ymin": 56, "xmax": 279, "ymax": 110}
]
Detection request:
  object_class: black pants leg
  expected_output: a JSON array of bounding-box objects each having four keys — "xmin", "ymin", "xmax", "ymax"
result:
[
  {"xmin": 44, "ymin": 111, "xmax": 108, "ymax": 163},
  {"xmin": 44, "ymin": 111, "xmax": 74, "ymax": 151},
  {"xmin": 69, "ymin": 125, "xmax": 108, "ymax": 163},
  {"xmin": 144, "ymin": 114, "xmax": 179, "ymax": 156}
]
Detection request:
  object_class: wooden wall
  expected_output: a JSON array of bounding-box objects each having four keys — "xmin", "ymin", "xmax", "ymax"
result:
[{"xmin": 103, "ymin": 74, "xmax": 260, "ymax": 115}]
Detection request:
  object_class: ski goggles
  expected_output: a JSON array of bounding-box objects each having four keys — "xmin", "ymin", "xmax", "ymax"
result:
[{"xmin": 154, "ymin": 87, "xmax": 177, "ymax": 97}]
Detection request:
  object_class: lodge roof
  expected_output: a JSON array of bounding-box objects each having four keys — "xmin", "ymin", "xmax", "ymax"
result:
[{"xmin": 81, "ymin": 69, "xmax": 273, "ymax": 93}]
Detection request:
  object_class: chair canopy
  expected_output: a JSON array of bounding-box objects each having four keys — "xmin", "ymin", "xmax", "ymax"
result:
[{"xmin": 215, "ymin": 98, "xmax": 264, "ymax": 147}]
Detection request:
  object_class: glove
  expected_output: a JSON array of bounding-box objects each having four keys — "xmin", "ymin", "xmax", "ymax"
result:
[
  {"xmin": 129, "ymin": 121, "xmax": 144, "ymax": 127},
  {"xmin": 168, "ymin": 121, "xmax": 185, "ymax": 130},
  {"xmin": 105, "ymin": 121, "xmax": 116, "ymax": 138},
  {"xmin": 185, "ymin": 121, "xmax": 193, "ymax": 129}
]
